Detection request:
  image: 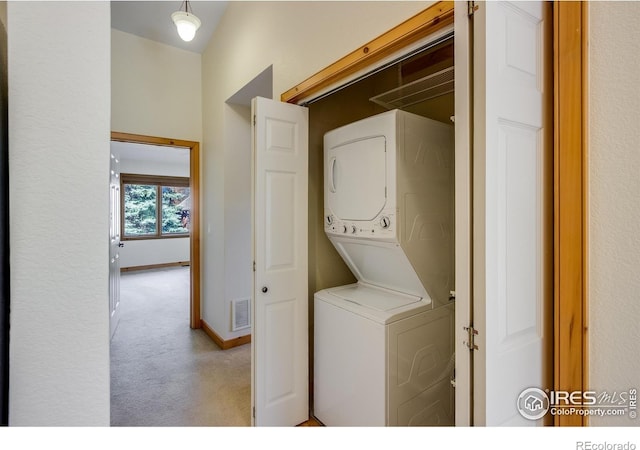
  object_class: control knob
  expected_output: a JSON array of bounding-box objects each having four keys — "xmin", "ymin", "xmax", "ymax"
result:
[
  {"xmin": 380, "ymin": 216, "xmax": 391, "ymax": 229},
  {"xmin": 341, "ymin": 225, "xmax": 347, "ymax": 233},
  {"xmin": 326, "ymin": 215, "xmax": 333, "ymax": 226},
  {"xmin": 351, "ymin": 225, "xmax": 357, "ymax": 234}
]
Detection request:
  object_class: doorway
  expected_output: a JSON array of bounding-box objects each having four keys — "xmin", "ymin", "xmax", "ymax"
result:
[
  {"xmin": 110, "ymin": 133, "xmax": 201, "ymax": 328},
  {"xmin": 284, "ymin": 1, "xmax": 554, "ymax": 426},
  {"xmin": 304, "ymin": 33, "xmax": 457, "ymax": 425}
]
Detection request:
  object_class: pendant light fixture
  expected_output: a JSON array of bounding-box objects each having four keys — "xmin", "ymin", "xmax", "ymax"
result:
[{"xmin": 171, "ymin": 0, "xmax": 201, "ymax": 42}]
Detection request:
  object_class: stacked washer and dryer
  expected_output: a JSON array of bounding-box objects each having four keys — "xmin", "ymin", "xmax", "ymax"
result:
[{"xmin": 314, "ymin": 110, "xmax": 455, "ymax": 426}]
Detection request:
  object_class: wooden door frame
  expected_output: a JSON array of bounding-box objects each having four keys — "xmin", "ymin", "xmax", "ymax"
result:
[
  {"xmin": 111, "ymin": 132, "xmax": 201, "ymax": 329},
  {"xmin": 282, "ymin": 0, "xmax": 588, "ymax": 426},
  {"xmin": 553, "ymin": 1, "xmax": 588, "ymax": 426}
]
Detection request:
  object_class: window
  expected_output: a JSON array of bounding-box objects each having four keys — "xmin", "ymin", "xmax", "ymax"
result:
[{"xmin": 121, "ymin": 174, "xmax": 190, "ymax": 240}]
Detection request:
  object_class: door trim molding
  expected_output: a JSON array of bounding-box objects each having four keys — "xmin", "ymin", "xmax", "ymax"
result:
[
  {"xmin": 281, "ymin": 1, "xmax": 454, "ymax": 104},
  {"xmin": 553, "ymin": 1, "xmax": 589, "ymax": 426},
  {"xmin": 110, "ymin": 132, "xmax": 202, "ymax": 329}
]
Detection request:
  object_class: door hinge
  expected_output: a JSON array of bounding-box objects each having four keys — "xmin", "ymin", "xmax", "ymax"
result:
[
  {"xmin": 253, "ymin": 261, "xmax": 256, "ymax": 272},
  {"xmin": 253, "ymin": 115, "xmax": 256, "ymax": 126},
  {"xmin": 252, "ymin": 406, "xmax": 255, "ymax": 418},
  {"xmin": 468, "ymin": 1, "xmax": 478, "ymax": 17},
  {"xmin": 463, "ymin": 325, "xmax": 479, "ymax": 351}
]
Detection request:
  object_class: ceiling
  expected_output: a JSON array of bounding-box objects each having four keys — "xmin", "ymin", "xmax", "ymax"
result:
[{"xmin": 111, "ymin": 1, "xmax": 229, "ymax": 54}]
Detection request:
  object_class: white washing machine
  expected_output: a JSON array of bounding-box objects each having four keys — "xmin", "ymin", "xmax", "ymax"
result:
[{"xmin": 314, "ymin": 110, "xmax": 455, "ymax": 426}]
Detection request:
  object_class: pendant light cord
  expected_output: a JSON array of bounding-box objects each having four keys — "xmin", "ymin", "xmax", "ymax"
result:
[{"xmin": 181, "ymin": 0, "xmax": 193, "ymax": 15}]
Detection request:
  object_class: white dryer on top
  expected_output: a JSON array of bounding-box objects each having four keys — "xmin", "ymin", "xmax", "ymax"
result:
[{"xmin": 323, "ymin": 109, "xmax": 454, "ymax": 306}]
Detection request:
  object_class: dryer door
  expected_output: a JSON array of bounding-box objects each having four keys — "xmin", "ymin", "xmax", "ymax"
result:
[{"xmin": 325, "ymin": 136, "xmax": 386, "ymax": 221}]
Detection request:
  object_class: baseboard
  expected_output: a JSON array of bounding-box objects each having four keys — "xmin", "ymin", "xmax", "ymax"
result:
[
  {"xmin": 200, "ymin": 319, "xmax": 251, "ymax": 350},
  {"xmin": 121, "ymin": 261, "xmax": 190, "ymax": 272}
]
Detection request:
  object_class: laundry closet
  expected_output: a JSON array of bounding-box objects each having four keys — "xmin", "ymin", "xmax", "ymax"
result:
[
  {"xmin": 251, "ymin": 1, "xmax": 551, "ymax": 427},
  {"xmin": 305, "ymin": 34, "xmax": 456, "ymax": 426}
]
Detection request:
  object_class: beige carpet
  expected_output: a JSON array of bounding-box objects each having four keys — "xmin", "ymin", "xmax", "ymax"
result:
[{"xmin": 110, "ymin": 267, "xmax": 251, "ymax": 426}]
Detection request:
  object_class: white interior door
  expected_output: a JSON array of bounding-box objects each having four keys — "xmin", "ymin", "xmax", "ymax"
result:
[
  {"xmin": 472, "ymin": 1, "xmax": 551, "ymax": 425},
  {"xmin": 109, "ymin": 151, "xmax": 122, "ymax": 339},
  {"xmin": 251, "ymin": 96, "xmax": 308, "ymax": 426}
]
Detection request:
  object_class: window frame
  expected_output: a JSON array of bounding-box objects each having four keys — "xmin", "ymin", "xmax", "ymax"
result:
[{"xmin": 120, "ymin": 173, "xmax": 191, "ymax": 241}]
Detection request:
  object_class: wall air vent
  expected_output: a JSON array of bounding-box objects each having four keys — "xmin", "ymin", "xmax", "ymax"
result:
[{"xmin": 231, "ymin": 298, "xmax": 251, "ymax": 331}]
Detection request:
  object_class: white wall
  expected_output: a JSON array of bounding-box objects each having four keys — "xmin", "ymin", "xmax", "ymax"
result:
[
  {"xmin": 588, "ymin": 2, "xmax": 640, "ymax": 426},
  {"xmin": 121, "ymin": 239, "xmax": 189, "ymax": 268},
  {"xmin": 8, "ymin": 2, "xmax": 110, "ymax": 425},
  {"xmin": 111, "ymin": 29, "xmax": 202, "ymax": 142},
  {"xmin": 201, "ymin": 1, "xmax": 429, "ymax": 340},
  {"xmin": 222, "ymin": 104, "xmax": 252, "ymax": 330},
  {"xmin": 118, "ymin": 155, "xmax": 190, "ymax": 268}
]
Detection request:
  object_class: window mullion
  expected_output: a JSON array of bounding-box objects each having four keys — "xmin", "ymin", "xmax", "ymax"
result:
[{"xmin": 156, "ymin": 184, "xmax": 162, "ymax": 238}]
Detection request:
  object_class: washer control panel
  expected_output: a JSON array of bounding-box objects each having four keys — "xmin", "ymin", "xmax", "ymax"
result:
[{"xmin": 324, "ymin": 210, "xmax": 396, "ymax": 239}]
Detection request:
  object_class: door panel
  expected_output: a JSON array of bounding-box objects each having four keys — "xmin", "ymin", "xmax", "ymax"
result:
[
  {"xmin": 265, "ymin": 171, "xmax": 296, "ymax": 270},
  {"xmin": 472, "ymin": 1, "xmax": 551, "ymax": 426},
  {"xmin": 109, "ymin": 151, "xmax": 121, "ymax": 339},
  {"xmin": 252, "ymin": 97, "xmax": 308, "ymax": 426},
  {"xmin": 264, "ymin": 298, "xmax": 296, "ymax": 403}
]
